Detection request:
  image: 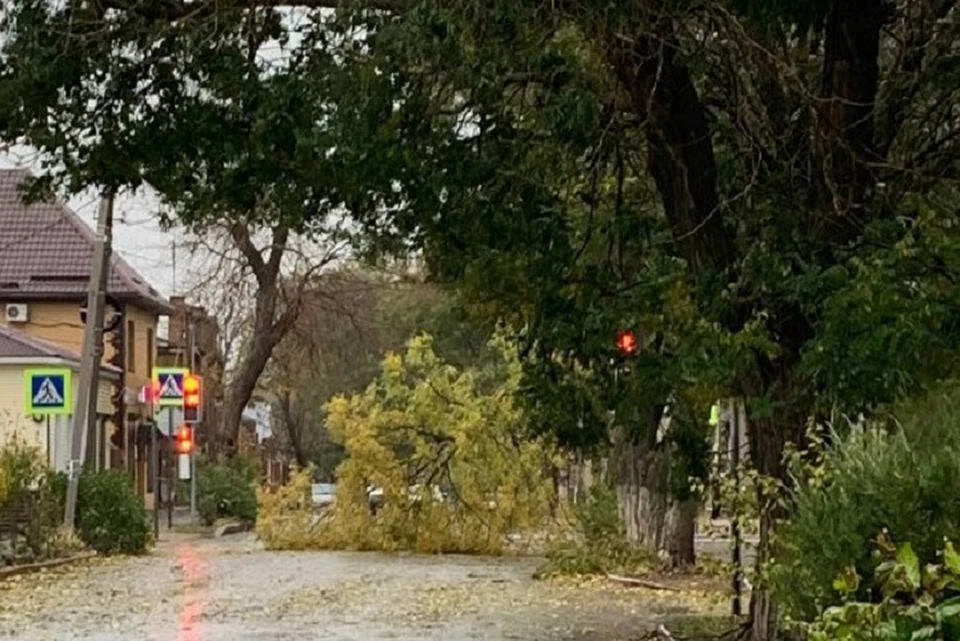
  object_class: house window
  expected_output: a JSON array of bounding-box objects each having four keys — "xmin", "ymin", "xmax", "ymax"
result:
[
  {"xmin": 127, "ymin": 320, "xmax": 136, "ymax": 372},
  {"xmin": 147, "ymin": 327, "xmax": 154, "ymax": 376}
]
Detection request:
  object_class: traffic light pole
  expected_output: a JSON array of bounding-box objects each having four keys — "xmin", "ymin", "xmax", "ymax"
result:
[
  {"xmin": 189, "ymin": 320, "xmax": 197, "ymax": 521},
  {"xmin": 152, "ymin": 417, "xmax": 160, "ymax": 540}
]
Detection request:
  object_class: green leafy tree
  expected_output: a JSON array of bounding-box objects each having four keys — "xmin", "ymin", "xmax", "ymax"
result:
[{"xmin": 4, "ymin": 1, "xmax": 960, "ymax": 636}]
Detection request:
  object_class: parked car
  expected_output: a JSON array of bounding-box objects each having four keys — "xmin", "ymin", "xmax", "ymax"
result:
[{"xmin": 311, "ymin": 483, "xmax": 336, "ymax": 507}]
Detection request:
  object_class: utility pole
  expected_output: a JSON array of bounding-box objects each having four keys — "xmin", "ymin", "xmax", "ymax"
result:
[{"xmin": 64, "ymin": 192, "xmax": 114, "ymax": 529}]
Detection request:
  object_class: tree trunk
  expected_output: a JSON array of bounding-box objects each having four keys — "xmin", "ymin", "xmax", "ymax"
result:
[
  {"xmin": 745, "ymin": 408, "xmax": 806, "ymax": 641},
  {"xmin": 613, "ymin": 429, "xmax": 696, "ymax": 566},
  {"xmin": 606, "ymin": 30, "xmax": 737, "ymax": 276},
  {"xmin": 277, "ymin": 391, "xmax": 308, "ymax": 468},
  {"xmin": 664, "ymin": 498, "xmax": 698, "ymax": 566},
  {"xmin": 816, "ymin": 0, "xmax": 884, "ymax": 235},
  {"xmin": 749, "ymin": 508, "xmax": 779, "ymax": 641},
  {"xmin": 221, "ymin": 284, "xmax": 291, "ymax": 455}
]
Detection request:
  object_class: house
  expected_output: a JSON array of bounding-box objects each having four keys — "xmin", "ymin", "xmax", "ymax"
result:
[
  {"xmin": 0, "ymin": 325, "xmax": 119, "ymax": 470},
  {"xmin": 157, "ymin": 296, "xmax": 224, "ymax": 455},
  {"xmin": 0, "ymin": 169, "xmax": 173, "ymax": 487}
]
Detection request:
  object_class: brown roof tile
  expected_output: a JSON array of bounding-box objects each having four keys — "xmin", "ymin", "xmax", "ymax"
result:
[{"xmin": 0, "ymin": 169, "xmax": 172, "ymax": 314}]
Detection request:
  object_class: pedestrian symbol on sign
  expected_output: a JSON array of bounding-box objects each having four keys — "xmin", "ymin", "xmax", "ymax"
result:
[
  {"xmin": 33, "ymin": 377, "xmax": 64, "ymax": 405},
  {"xmin": 24, "ymin": 368, "xmax": 72, "ymax": 416},
  {"xmin": 158, "ymin": 374, "xmax": 182, "ymax": 399}
]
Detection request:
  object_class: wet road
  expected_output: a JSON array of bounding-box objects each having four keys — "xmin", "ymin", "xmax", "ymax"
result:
[{"xmin": 0, "ymin": 535, "xmax": 720, "ymax": 641}]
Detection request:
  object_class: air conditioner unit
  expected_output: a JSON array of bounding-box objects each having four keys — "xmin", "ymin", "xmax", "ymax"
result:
[{"xmin": 5, "ymin": 303, "xmax": 29, "ymax": 323}]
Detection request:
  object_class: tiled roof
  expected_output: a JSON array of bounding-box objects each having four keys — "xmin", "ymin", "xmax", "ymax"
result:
[
  {"xmin": 0, "ymin": 169, "xmax": 172, "ymax": 314},
  {"xmin": 0, "ymin": 324, "xmax": 81, "ymax": 361}
]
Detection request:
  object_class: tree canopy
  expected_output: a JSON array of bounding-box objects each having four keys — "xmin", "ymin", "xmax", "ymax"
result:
[{"xmin": 2, "ymin": 0, "xmax": 960, "ymax": 486}]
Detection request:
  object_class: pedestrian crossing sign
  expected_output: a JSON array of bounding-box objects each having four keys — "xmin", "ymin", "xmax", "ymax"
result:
[
  {"xmin": 24, "ymin": 368, "xmax": 72, "ymax": 416},
  {"xmin": 152, "ymin": 367, "xmax": 188, "ymax": 407}
]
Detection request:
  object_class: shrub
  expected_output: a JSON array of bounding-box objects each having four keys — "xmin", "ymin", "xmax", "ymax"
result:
[
  {"xmin": 77, "ymin": 469, "xmax": 150, "ymax": 555},
  {"xmin": 0, "ymin": 442, "xmax": 70, "ymax": 561},
  {"xmin": 24, "ymin": 471, "xmax": 68, "ymax": 558},
  {"xmin": 196, "ymin": 457, "xmax": 259, "ymax": 526},
  {"xmin": 771, "ymin": 383, "xmax": 960, "ymax": 622},
  {"xmin": 0, "ymin": 439, "xmax": 46, "ymax": 505},
  {"xmin": 802, "ymin": 536, "xmax": 960, "ymax": 641},
  {"xmin": 537, "ymin": 483, "xmax": 654, "ymax": 577}
]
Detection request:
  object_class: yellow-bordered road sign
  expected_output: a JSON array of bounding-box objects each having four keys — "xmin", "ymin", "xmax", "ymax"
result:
[
  {"xmin": 24, "ymin": 368, "xmax": 72, "ymax": 415},
  {"xmin": 152, "ymin": 367, "xmax": 189, "ymax": 407}
]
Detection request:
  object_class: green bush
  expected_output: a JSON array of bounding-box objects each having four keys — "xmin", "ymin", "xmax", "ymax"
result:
[
  {"xmin": 0, "ymin": 439, "xmax": 46, "ymax": 505},
  {"xmin": 537, "ymin": 483, "xmax": 653, "ymax": 577},
  {"xmin": 196, "ymin": 457, "xmax": 259, "ymax": 526},
  {"xmin": 771, "ymin": 383, "xmax": 960, "ymax": 623},
  {"xmin": 77, "ymin": 469, "xmax": 150, "ymax": 555},
  {"xmin": 802, "ymin": 536, "xmax": 960, "ymax": 641},
  {"xmin": 0, "ymin": 443, "xmax": 70, "ymax": 560},
  {"xmin": 25, "ymin": 471, "xmax": 68, "ymax": 558}
]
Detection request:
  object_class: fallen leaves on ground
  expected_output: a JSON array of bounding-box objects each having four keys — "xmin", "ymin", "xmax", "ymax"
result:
[
  {"xmin": 256, "ymin": 565, "xmax": 727, "ymax": 629},
  {"xmin": 0, "ymin": 541, "xmax": 730, "ymax": 641}
]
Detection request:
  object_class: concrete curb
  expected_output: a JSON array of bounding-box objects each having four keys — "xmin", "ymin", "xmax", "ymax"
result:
[
  {"xmin": 0, "ymin": 551, "xmax": 97, "ymax": 579},
  {"xmin": 214, "ymin": 521, "xmax": 252, "ymax": 538}
]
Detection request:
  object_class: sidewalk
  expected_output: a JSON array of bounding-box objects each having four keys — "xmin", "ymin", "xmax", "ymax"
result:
[{"xmin": 151, "ymin": 505, "xmax": 205, "ymax": 544}]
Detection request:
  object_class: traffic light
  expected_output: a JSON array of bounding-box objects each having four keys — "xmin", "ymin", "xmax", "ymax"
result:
[
  {"xmin": 174, "ymin": 425, "xmax": 193, "ymax": 455},
  {"xmin": 183, "ymin": 373, "xmax": 202, "ymax": 423},
  {"xmin": 616, "ymin": 329, "xmax": 638, "ymax": 355}
]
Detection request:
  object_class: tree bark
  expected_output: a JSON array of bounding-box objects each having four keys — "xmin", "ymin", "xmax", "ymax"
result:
[
  {"xmin": 612, "ymin": 403, "xmax": 696, "ymax": 567},
  {"xmin": 606, "ymin": 29, "xmax": 737, "ymax": 276},
  {"xmin": 277, "ymin": 390, "xmax": 308, "ymax": 467},
  {"xmin": 218, "ymin": 223, "xmax": 303, "ymax": 456},
  {"xmin": 220, "ymin": 282, "xmax": 295, "ymax": 453},
  {"xmin": 613, "ymin": 439, "xmax": 697, "ymax": 567},
  {"xmin": 815, "ymin": 0, "xmax": 885, "ymax": 238}
]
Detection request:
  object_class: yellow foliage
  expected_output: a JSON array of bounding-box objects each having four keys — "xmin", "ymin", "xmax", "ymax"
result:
[
  {"xmin": 255, "ymin": 468, "xmax": 325, "ymax": 550},
  {"xmin": 258, "ymin": 332, "xmax": 558, "ymax": 555}
]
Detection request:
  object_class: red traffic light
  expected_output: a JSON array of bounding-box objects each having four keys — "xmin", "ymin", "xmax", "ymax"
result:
[
  {"xmin": 183, "ymin": 374, "xmax": 201, "ymax": 409},
  {"xmin": 174, "ymin": 425, "xmax": 193, "ymax": 454},
  {"xmin": 616, "ymin": 330, "xmax": 638, "ymax": 355}
]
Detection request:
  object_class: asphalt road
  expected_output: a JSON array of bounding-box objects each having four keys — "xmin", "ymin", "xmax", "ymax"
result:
[{"xmin": 0, "ymin": 534, "xmax": 721, "ymax": 641}]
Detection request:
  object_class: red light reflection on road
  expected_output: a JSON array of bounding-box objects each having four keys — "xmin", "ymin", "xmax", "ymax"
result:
[{"xmin": 176, "ymin": 544, "xmax": 207, "ymax": 641}]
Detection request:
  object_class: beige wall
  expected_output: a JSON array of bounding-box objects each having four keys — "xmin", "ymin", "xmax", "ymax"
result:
[
  {"xmin": 0, "ymin": 300, "xmax": 162, "ymax": 470},
  {"xmin": 0, "ymin": 300, "xmax": 160, "ymax": 389},
  {"xmin": 0, "ymin": 363, "xmax": 116, "ymax": 469},
  {"xmin": 0, "ymin": 301, "xmax": 87, "ymax": 357},
  {"xmin": 123, "ymin": 305, "xmax": 158, "ymax": 391}
]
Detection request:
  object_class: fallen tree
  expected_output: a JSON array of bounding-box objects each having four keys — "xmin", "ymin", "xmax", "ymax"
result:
[{"xmin": 257, "ymin": 332, "xmax": 559, "ymax": 554}]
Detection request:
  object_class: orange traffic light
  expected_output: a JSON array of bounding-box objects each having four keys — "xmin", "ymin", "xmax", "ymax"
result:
[
  {"xmin": 616, "ymin": 330, "xmax": 638, "ymax": 355},
  {"xmin": 175, "ymin": 425, "xmax": 193, "ymax": 454},
  {"xmin": 183, "ymin": 374, "xmax": 201, "ymax": 408},
  {"xmin": 183, "ymin": 374, "xmax": 202, "ymax": 423}
]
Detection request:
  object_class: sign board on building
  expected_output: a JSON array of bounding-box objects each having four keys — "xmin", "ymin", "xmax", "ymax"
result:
[
  {"xmin": 152, "ymin": 367, "xmax": 188, "ymax": 408},
  {"xmin": 24, "ymin": 368, "xmax": 72, "ymax": 416}
]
